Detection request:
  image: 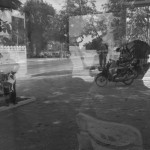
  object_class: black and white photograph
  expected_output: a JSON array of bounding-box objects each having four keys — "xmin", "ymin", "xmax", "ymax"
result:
[{"xmin": 0, "ymin": 0, "xmax": 150, "ymax": 149}]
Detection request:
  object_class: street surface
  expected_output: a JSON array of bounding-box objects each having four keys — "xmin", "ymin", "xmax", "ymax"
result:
[
  {"xmin": 26, "ymin": 58, "xmax": 73, "ymax": 75},
  {"xmin": 16, "ymin": 56, "xmax": 99, "ymax": 78},
  {"xmin": 0, "ymin": 58, "xmax": 150, "ymax": 150}
]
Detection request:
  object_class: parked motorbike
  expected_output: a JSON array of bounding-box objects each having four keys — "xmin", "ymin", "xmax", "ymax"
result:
[
  {"xmin": 130, "ymin": 59, "xmax": 143, "ymax": 79},
  {"xmin": 95, "ymin": 62, "xmax": 135, "ymax": 87},
  {"xmin": 0, "ymin": 71, "xmax": 17, "ymax": 104}
]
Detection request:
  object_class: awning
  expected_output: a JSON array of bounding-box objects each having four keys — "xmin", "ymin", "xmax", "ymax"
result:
[
  {"xmin": 0, "ymin": 0, "xmax": 22, "ymax": 10},
  {"xmin": 117, "ymin": 40, "xmax": 150, "ymax": 59}
]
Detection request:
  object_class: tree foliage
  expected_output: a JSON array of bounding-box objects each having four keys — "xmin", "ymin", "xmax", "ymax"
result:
[
  {"xmin": 126, "ymin": 6, "xmax": 150, "ymax": 44},
  {"xmin": 0, "ymin": 18, "xmax": 11, "ymax": 33},
  {"xmin": 81, "ymin": 15, "xmax": 108, "ymax": 38},
  {"xmin": 65, "ymin": 0, "xmax": 97, "ymax": 16},
  {"xmin": 102, "ymin": 0, "xmax": 126, "ymax": 45},
  {"xmin": 57, "ymin": 0, "xmax": 97, "ymax": 50},
  {"xmin": 22, "ymin": 0, "xmax": 55, "ymax": 55},
  {"xmin": 84, "ymin": 36, "xmax": 108, "ymax": 50},
  {"xmin": 69, "ymin": 13, "xmax": 116, "ymax": 52},
  {"xmin": 103, "ymin": 0, "xmax": 150, "ymax": 45}
]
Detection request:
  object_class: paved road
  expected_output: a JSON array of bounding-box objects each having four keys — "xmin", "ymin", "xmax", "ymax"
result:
[
  {"xmin": 80, "ymin": 77, "xmax": 150, "ymax": 149},
  {"xmin": 16, "ymin": 58, "xmax": 73, "ymax": 78},
  {"xmin": 16, "ymin": 57, "xmax": 97, "ymax": 79},
  {"xmin": 0, "ymin": 58, "xmax": 150, "ymax": 150},
  {"xmin": 0, "ymin": 75, "xmax": 92, "ymax": 150},
  {"xmin": 26, "ymin": 58, "xmax": 73, "ymax": 75}
]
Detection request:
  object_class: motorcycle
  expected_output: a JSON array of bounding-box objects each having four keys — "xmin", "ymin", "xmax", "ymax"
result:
[
  {"xmin": 95, "ymin": 62, "xmax": 135, "ymax": 87},
  {"xmin": 0, "ymin": 71, "xmax": 17, "ymax": 104},
  {"xmin": 130, "ymin": 60, "xmax": 144, "ymax": 79}
]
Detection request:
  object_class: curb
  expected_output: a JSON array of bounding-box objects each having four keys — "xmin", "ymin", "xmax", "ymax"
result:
[{"xmin": 0, "ymin": 96, "xmax": 36, "ymax": 112}]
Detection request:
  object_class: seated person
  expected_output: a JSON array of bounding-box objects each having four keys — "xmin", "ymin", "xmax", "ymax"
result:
[{"xmin": 108, "ymin": 59, "xmax": 118, "ymax": 77}]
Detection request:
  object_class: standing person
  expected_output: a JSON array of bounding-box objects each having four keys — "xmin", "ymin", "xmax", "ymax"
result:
[
  {"xmin": 103, "ymin": 53, "xmax": 107, "ymax": 66},
  {"xmin": 99, "ymin": 52, "xmax": 103, "ymax": 67}
]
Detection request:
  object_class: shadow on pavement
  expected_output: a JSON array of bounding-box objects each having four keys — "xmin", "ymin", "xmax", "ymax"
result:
[
  {"xmin": 0, "ymin": 56, "xmax": 150, "ymax": 150},
  {"xmin": 77, "ymin": 65, "xmax": 150, "ymax": 149},
  {"xmin": 0, "ymin": 68, "xmax": 93, "ymax": 150}
]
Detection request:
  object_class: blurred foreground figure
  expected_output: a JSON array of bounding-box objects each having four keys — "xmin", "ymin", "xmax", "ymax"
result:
[{"xmin": 0, "ymin": 53, "xmax": 19, "ymax": 105}]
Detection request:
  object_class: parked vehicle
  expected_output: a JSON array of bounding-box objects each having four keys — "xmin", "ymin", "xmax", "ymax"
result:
[
  {"xmin": 117, "ymin": 59, "xmax": 139, "ymax": 79},
  {"xmin": 116, "ymin": 40, "xmax": 150, "ymax": 76},
  {"xmin": 95, "ymin": 62, "xmax": 135, "ymax": 87}
]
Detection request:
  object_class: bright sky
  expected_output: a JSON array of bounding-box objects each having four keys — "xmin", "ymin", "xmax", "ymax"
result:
[{"xmin": 21, "ymin": 0, "xmax": 108, "ymax": 11}]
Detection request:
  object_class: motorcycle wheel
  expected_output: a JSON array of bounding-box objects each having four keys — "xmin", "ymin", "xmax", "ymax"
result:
[
  {"xmin": 123, "ymin": 78, "xmax": 134, "ymax": 85},
  {"xmin": 95, "ymin": 74, "xmax": 107, "ymax": 87}
]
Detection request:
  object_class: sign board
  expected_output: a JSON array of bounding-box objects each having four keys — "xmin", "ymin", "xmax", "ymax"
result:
[
  {"xmin": 124, "ymin": 0, "xmax": 150, "ymax": 6},
  {"xmin": 0, "ymin": 0, "xmax": 12, "ymax": 9}
]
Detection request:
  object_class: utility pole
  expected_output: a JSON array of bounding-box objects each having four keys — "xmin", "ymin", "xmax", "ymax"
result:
[{"xmin": 66, "ymin": 0, "xmax": 69, "ymax": 52}]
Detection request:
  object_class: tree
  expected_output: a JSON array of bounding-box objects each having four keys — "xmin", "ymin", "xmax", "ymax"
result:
[
  {"xmin": 84, "ymin": 37, "xmax": 108, "ymax": 50},
  {"xmin": 103, "ymin": 0, "xmax": 150, "ymax": 45},
  {"xmin": 0, "ymin": 0, "xmax": 22, "ymax": 45},
  {"xmin": 102, "ymin": 0, "xmax": 127, "ymax": 45},
  {"xmin": 22, "ymin": 0, "xmax": 55, "ymax": 55},
  {"xmin": 65, "ymin": 0, "xmax": 97, "ymax": 16},
  {"xmin": 69, "ymin": 13, "xmax": 116, "ymax": 53},
  {"xmin": 56, "ymin": 0, "xmax": 97, "ymax": 51},
  {"xmin": 0, "ymin": 18, "xmax": 11, "ymax": 34},
  {"xmin": 44, "ymin": 13, "xmax": 68, "ymax": 43},
  {"xmin": 11, "ymin": 16, "xmax": 25, "ymax": 45},
  {"xmin": 126, "ymin": 6, "xmax": 150, "ymax": 44}
]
